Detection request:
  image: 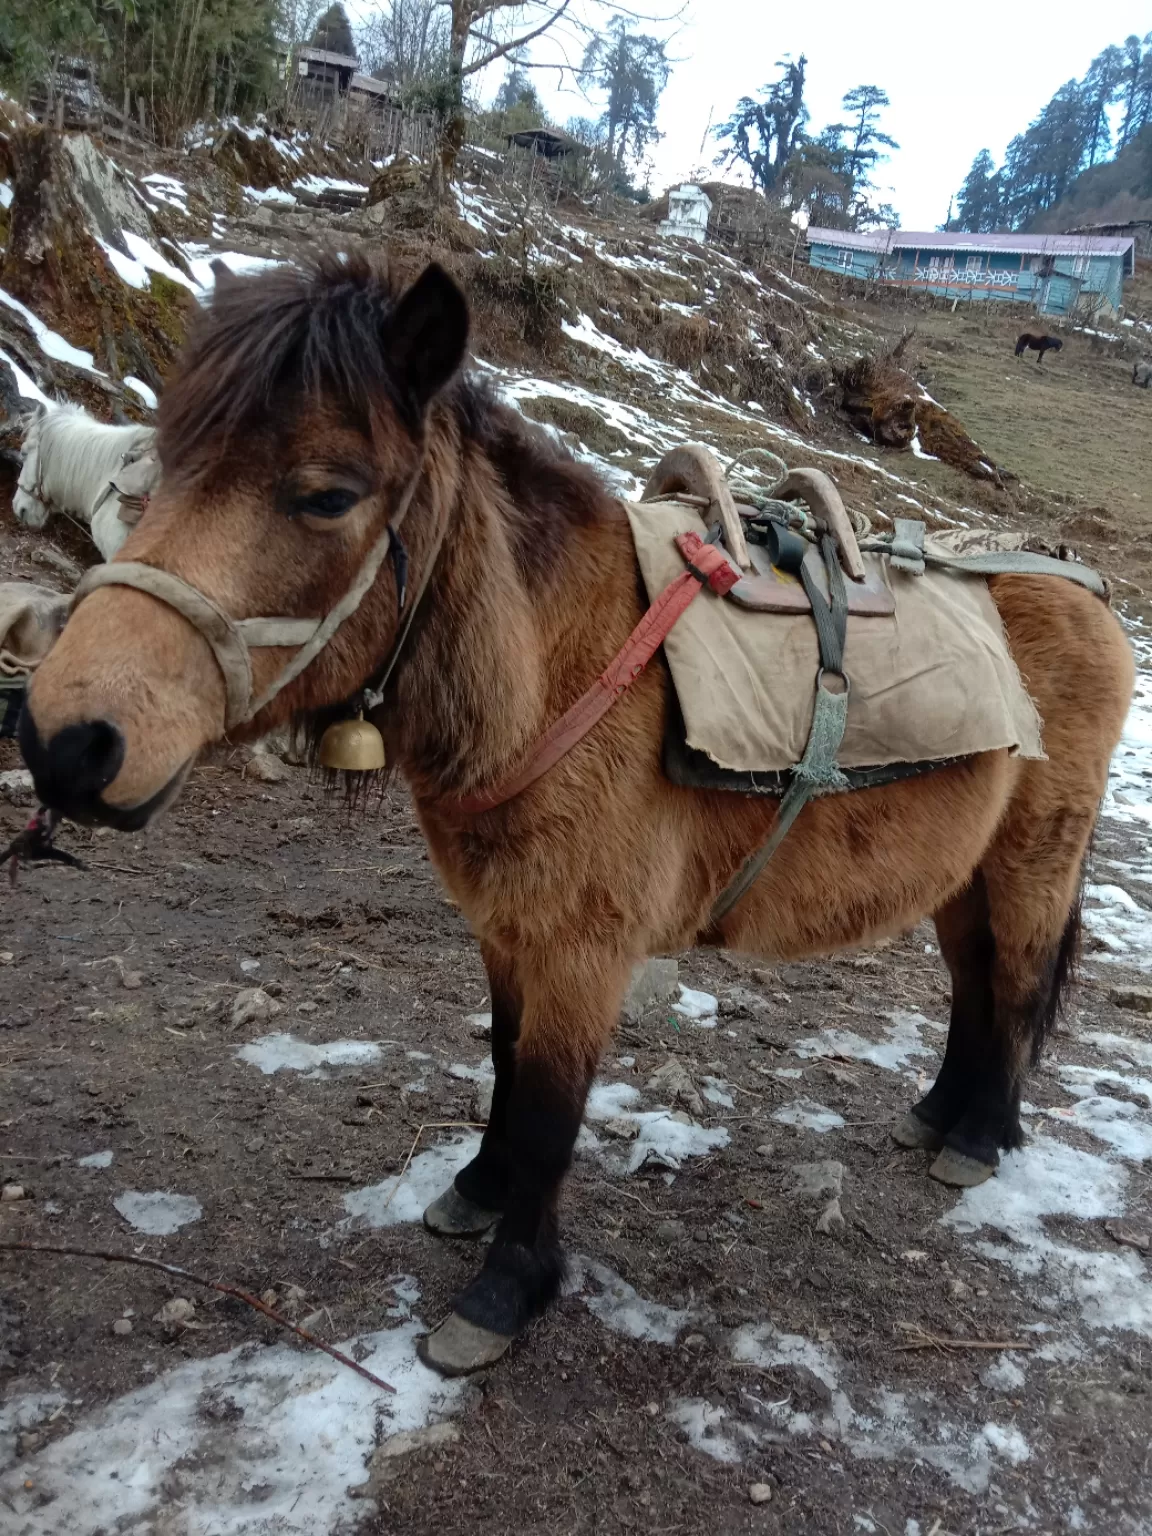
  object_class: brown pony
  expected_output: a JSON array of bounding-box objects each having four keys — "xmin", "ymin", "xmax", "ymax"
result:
[
  {"xmin": 20, "ymin": 256, "xmax": 1134, "ymax": 1377},
  {"xmin": 1015, "ymin": 332, "xmax": 1063, "ymax": 364}
]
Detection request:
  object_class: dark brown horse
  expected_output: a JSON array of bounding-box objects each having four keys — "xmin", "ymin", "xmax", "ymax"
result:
[
  {"xmin": 1015, "ymin": 332, "xmax": 1063, "ymax": 364},
  {"xmin": 20, "ymin": 256, "xmax": 1134, "ymax": 1376}
]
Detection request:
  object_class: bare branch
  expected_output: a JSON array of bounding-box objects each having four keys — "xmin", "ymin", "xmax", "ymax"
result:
[{"xmin": 462, "ymin": 0, "xmax": 575, "ymax": 76}]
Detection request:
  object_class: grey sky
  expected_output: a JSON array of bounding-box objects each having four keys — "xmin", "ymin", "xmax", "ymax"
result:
[{"xmin": 492, "ymin": 0, "xmax": 1147, "ymax": 227}]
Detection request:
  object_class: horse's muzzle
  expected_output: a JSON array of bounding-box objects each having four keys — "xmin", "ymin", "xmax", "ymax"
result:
[{"xmin": 17, "ymin": 707, "xmax": 183, "ymax": 830}]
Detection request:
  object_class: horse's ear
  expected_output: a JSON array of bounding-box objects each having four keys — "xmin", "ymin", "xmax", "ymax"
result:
[
  {"xmin": 210, "ymin": 258, "xmax": 241, "ymax": 295},
  {"xmin": 387, "ymin": 263, "xmax": 469, "ymax": 413}
]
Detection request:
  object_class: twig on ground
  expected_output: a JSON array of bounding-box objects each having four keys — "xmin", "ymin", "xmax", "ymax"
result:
[
  {"xmin": 0, "ymin": 1240, "xmax": 396, "ymax": 1393},
  {"xmin": 895, "ymin": 1322, "xmax": 1035, "ymax": 1353}
]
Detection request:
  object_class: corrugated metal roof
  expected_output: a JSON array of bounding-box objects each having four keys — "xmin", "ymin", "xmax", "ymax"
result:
[{"xmin": 807, "ymin": 227, "xmax": 1134, "ymax": 257}]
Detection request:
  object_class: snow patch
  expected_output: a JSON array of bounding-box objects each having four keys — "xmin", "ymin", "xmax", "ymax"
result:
[
  {"xmin": 672, "ymin": 985, "xmax": 718, "ymax": 1024},
  {"xmin": 342, "ymin": 1135, "xmax": 482, "ymax": 1228},
  {"xmin": 76, "ymin": 1150, "xmax": 114, "ymax": 1169},
  {"xmin": 772, "ymin": 1099, "xmax": 846, "ymax": 1134},
  {"xmin": 0, "ymin": 1324, "xmax": 466, "ymax": 1533},
  {"xmin": 113, "ymin": 1190, "xmax": 202, "ymax": 1235},
  {"xmin": 236, "ymin": 1032, "xmax": 383, "ymax": 1077},
  {"xmin": 791, "ymin": 1010, "xmax": 939, "ymax": 1073}
]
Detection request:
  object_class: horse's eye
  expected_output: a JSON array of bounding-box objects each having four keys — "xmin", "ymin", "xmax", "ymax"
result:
[{"xmin": 294, "ymin": 488, "xmax": 359, "ymax": 520}]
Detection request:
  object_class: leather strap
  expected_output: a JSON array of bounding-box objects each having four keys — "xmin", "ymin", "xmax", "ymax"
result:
[
  {"xmin": 69, "ymin": 467, "xmax": 423, "ymax": 731},
  {"xmin": 450, "ymin": 533, "xmax": 738, "ymax": 815}
]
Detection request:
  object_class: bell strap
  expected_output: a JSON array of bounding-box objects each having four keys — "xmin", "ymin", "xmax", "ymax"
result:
[
  {"xmin": 70, "ymin": 467, "xmax": 423, "ymax": 731},
  {"xmin": 450, "ymin": 532, "xmax": 738, "ymax": 815}
]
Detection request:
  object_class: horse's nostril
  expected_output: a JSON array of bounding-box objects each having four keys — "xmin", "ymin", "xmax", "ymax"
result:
[{"xmin": 19, "ymin": 711, "xmax": 126, "ymax": 818}]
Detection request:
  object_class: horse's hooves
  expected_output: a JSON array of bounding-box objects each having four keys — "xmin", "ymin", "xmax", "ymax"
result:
[
  {"xmin": 892, "ymin": 1111, "xmax": 945, "ymax": 1152},
  {"xmin": 423, "ymin": 1182, "xmax": 501, "ymax": 1238},
  {"xmin": 417, "ymin": 1312, "xmax": 513, "ymax": 1377},
  {"xmin": 929, "ymin": 1147, "xmax": 997, "ymax": 1188}
]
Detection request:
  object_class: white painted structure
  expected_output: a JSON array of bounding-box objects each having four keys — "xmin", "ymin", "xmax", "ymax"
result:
[{"xmin": 659, "ymin": 184, "xmax": 712, "ymax": 244}]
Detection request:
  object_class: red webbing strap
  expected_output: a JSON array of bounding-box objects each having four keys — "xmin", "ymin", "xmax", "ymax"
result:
[{"xmin": 451, "ymin": 535, "xmax": 737, "ymax": 815}]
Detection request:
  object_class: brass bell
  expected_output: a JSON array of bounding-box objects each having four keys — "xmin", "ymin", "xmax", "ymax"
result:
[{"xmin": 318, "ymin": 713, "xmax": 387, "ymax": 772}]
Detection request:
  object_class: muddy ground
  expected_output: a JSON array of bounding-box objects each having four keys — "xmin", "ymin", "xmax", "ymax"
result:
[{"xmin": 1, "ymin": 755, "xmax": 1150, "ymax": 1535}]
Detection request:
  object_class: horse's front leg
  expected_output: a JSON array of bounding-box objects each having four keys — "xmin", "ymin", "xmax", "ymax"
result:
[
  {"xmin": 423, "ymin": 944, "xmax": 520, "ymax": 1237},
  {"xmin": 418, "ymin": 948, "xmax": 629, "ymax": 1376}
]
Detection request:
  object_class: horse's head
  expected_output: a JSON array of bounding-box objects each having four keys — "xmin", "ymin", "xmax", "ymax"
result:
[
  {"xmin": 21, "ymin": 255, "xmax": 469, "ymax": 828},
  {"xmin": 12, "ymin": 403, "xmax": 51, "ymax": 529}
]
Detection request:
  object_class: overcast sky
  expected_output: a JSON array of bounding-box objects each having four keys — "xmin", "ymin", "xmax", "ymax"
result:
[{"xmin": 487, "ymin": 0, "xmax": 1147, "ymax": 228}]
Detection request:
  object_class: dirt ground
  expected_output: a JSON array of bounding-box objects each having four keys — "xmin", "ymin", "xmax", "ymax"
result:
[{"xmin": 1, "ymin": 754, "xmax": 1151, "ymax": 1534}]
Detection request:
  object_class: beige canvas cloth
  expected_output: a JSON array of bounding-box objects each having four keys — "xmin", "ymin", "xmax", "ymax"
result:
[
  {"xmin": 624, "ymin": 499, "xmax": 1044, "ymax": 773},
  {"xmin": 0, "ymin": 581, "xmax": 71, "ymax": 679}
]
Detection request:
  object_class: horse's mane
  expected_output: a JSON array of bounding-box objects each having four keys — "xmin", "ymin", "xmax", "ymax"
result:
[{"xmin": 158, "ymin": 251, "xmax": 619, "ymax": 579}]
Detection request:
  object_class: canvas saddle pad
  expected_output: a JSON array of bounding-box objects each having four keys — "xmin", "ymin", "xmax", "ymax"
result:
[{"xmin": 624, "ymin": 499, "xmax": 1044, "ymax": 775}]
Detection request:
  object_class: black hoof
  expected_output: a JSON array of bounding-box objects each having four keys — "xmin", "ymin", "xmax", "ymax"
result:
[
  {"xmin": 423, "ymin": 1181, "xmax": 501, "ymax": 1238},
  {"xmin": 929, "ymin": 1146, "xmax": 998, "ymax": 1187},
  {"xmin": 892, "ymin": 1110, "xmax": 946, "ymax": 1152},
  {"xmin": 418, "ymin": 1312, "xmax": 514, "ymax": 1376}
]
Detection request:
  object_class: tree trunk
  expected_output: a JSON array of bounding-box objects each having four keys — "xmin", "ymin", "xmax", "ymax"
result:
[{"xmin": 434, "ymin": 0, "xmax": 473, "ymax": 197}]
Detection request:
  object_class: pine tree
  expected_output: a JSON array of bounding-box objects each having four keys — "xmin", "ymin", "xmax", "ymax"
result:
[
  {"xmin": 951, "ymin": 149, "xmax": 1001, "ymax": 231},
  {"xmin": 713, "ymin": 56, "xmax": 808, "ymax": 198}
]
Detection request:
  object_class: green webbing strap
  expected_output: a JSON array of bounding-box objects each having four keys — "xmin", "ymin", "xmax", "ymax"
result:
[
  {"xmin": 854, "ymin": 537, "xmax": 1108, "ymax": 599},
  {"xmin": 710, "ymin": 533, "xmax": 851, "ymax": 926}
]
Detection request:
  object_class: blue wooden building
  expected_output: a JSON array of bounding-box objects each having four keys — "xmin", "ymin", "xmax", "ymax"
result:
[{"xmin": 806, "ymin": 229, "xmax": 1136, "ymax": 317}]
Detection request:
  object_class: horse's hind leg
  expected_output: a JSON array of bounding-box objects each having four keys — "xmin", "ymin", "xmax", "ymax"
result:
[
  {"xmin": 896, "ymin": 809, "xmax": 1091, "ymax": 1186},
  {"xmin": 419, "ymin": 947, "xmax": 629, "ymax": 1376},
  {"xmin": 423, "ymin": 944, "xmax": 519, "ymax": 1238}
]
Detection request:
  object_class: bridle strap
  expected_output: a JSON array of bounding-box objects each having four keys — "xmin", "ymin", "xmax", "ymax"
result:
[{"xmin": 69, "ymin": 465, "xmax": 424, "ymax": 732}]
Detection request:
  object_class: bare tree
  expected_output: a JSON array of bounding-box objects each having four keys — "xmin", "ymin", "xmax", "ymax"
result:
[{"xmin": 358, "ymin": 0, "xmax": 449, "ymax": 92}]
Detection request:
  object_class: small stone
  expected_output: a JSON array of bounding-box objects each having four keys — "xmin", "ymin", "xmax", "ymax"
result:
[
  {"xmin": 901, "ymin": 1249, "xmax": 929, "ymax": 1263},
  {"xmin": 645, "ymin": 1401, "xmax": 661, "ymax": 1416},
  {"xmin": 647, "ymin": 1057, "xmax": 704, "ymax": 1117},
  {"xmin": 1, "ymin": 1184, "xmax": 26, "ymax": 1202},
  {"xmin": 111, "ymin": 1318, "xmax": 133, "ymax": 1336},
  {"xmin": 621, "ymin": 958, "xmax": 679, "ymax": 1025},
  {"xmin": 1105, "ymin": 1219, "xmax": 1151, "ymax": 1253},
  {"xmin": 260, "ymin": 1288, "xmax": 279, "ymax": 1308},
  {"xmin": 791, "ymin": 1160, "xmax": 844, "ymax": 1202},
  {"xmin": 815, "ymin": 1197, "xmax": 845, "ymax": 1234},
  {"xmin": 244, "ymin": 1135, "xmax": 266, "ymax": 1153},
  {"xmin": 654, "ymin": 1219, "xmax": 686, "ymax": 1245},
  {"xmin": 947, "ymin": 1277, "xmax": 971, "ymax": 1299},
  {"xmin": 244, "ymin": 752, "xmax": 290, "ymax": 784},
  {"xmin": 119, "ymin": 966, "xmax": 143, "ymax": 990},
  {"xmin": 367, "ymin": 1422, "xmax": 459, "ymax": 1483},
  {"xmin": 601, "ymin": 1115, "xmax": 639, "ymax": 1141},
  {"xmin": 300, "ymin": 1308, "xmax": 328, "ymax": 1333},
  {"xmin": 0, "ymin": 952, "xmax": 13, "ymax": 965},
  {"xmin": 153, "ymin": 1297, "xmax": 196, "ymax": 1327},
  {"xmin": 0, "ymin": 769, "xmax": 35, "ymax": 806},
  {"xmin": 1108, "ymin": 985, "xmax": 1152, "ymax": 1014},
  {"xmin": 669, "ymin": 1110, "xmax": 694, "ymax": 1126},
  {"xmin": 749, "ymin": 1483, "xmax": 773, "ymax": 1505},
  {"xmin": 28, "ymin": 1083, "xmax": 54, "ymax": 1106},
  {"xmin": 231, "ymin": 987, "xmax": 282, "ymax": 1030},
  {"xmin": 296, "ymin": 1000, "xmax": 319, "ymax": 1016},
  {"xmin": 17, "ymin": 1430, "xmax": 43, "ymax": 1454},
  {"xmin": 755, "ymin": 1143, "xmax": 775, "ymax": 1158}
]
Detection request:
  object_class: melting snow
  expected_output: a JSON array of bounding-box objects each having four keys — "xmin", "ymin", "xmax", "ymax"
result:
[
  {"xmin": 0, "ymin": 1321, "xmax": 466, "ymax": 1533},
  {"xmin": 791, "ymin": 1010, "xmax": 940, "ymax": 1073},
  {"xmin": 0, "ymin": 286, "xmax": 98, "ymax": 371},
  {"xmin": 236, "ymin": 1032, "xmax": 383, "ymax": 1077},
  {"xmin": 124, "ymin": 375, "xmax": 158, "ymax": 409},
  {"xmin": 943, "ymin": 1137, "xmax": 1152, "ymax": 1334},
  {"xmin": 772, "ymin": 1099, "xmax": 846, "ymax": 1133},
  {"xmin": 76, "ymin": 1150, "xmax": 114, "ymax": 1169},
  {"xmin": 574, "ymin": 1258, "xmax": 699, "ymax": 1344},
  {"xmin": 0, "ymin": 346, "xmax": 53, "ymax": 406},
  {"xmin": 672, "ymin": 985, "xmax": 718, "ymax": 1024},
  {"xmin": 342, "ymin": 1135, "xmax": 482, "ymax": 1228},
  {"xmin": 113, "ymin": 1190, "xmax": 202, "ymax": 1235}
]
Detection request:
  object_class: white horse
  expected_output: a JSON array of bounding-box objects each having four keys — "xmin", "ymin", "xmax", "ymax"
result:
[{"xmin": 14, "ymin": 405, "xmax": 158, "ymax": 561}]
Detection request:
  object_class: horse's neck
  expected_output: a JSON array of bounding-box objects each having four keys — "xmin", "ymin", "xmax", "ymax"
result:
[
  {"xmin": 393, "ymin": 444, "xmax": 548, "ymax": 798},
  {"xmin": 392, "ymin": 438, "xmax": 632, "ymax": 803},
  {"xmin": 42, "ymin": 418, "xmax": 142, "ymax": 519}
]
